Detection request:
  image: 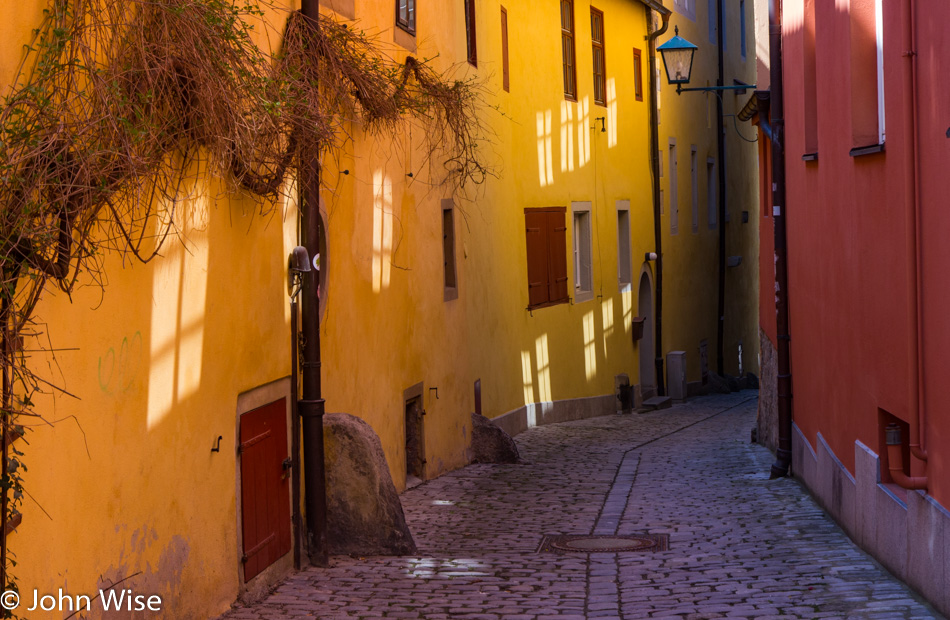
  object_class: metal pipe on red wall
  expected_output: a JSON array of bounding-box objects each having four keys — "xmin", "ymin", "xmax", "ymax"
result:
[
  {"xmin": 768, "ymin": 0, "xmax": 793, "ymax": 479},
  {"xmin": 647, "ymin": 7, "xmax": 670, "ymax": 397},
  {"xmin": 299, "ymin": 0, "xmax": 329, "ymax": 567},
  {"xmin": 901, "ymin": 0, "xmax": 928, "ymax": 482},
  {"xmin": 886, "ymin": 425, "xmax": 927, "ymax": 489}
]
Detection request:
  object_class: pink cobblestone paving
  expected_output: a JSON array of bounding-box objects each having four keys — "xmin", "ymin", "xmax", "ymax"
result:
[{"xmin": 221, "ymin": 393, "xmax": 943, "ymax": 619}]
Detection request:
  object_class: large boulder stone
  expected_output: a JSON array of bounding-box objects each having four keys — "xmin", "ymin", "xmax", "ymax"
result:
[
  {"xmin": 739, "ymin": 371, "xmax": 760, "ymax": 390},
  {"xmin": 324, "ymin": 412, "xmax": 417, "ymax": 556},
  {"xmin": 470, "ymin": 413, "xmax": 521, "ymax": 464},
  {"xmin": 705, "ymin": 372, "xmax": 733, "ymax": 394},
  {"xmin": 723, "ymin": 374, "xmax": 742, "ymax": 392}
]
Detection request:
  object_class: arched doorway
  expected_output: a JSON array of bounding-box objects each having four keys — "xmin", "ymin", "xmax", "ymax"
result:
[{"xmin": 638, "ymin": 271, "xmax": 655, "ymax": 398}]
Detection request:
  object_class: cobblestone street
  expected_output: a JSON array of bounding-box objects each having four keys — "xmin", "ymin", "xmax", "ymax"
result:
[{"xmin": 223, "ymin": 393, "xmax": 943, "ymax": 619}]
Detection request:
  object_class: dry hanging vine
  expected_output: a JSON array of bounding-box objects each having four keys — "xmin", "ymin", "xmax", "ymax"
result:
[{"xmin": 0, "ymin": 0, "xmax": 489, "ymax": 607}]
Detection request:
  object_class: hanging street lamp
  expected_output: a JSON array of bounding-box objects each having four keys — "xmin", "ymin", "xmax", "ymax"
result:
[{"xmin": 657, "ymin": 26, "xmax": 754, "ymax": 94}]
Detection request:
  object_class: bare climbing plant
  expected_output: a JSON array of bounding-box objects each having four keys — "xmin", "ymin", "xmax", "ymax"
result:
[{"xmin": 0, "ymin": 0, "xmax": 489, "ymax": 608}]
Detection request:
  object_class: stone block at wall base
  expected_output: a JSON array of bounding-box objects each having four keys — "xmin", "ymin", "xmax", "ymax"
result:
[
  {"xmin": 757, "ymin": 329, "xmax": 778, "ymax": 453},
  {"xmin": 906, "ymin": 490, "xmax": 948, "ymax": 613}
]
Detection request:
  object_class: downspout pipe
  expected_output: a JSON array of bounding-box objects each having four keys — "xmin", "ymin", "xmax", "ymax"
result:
[
  {"xmin": 900, "ymin": 0, "xmax": 927, "ymax": 486},
  {"xmin": 299, "ymin": 0, "xmax": 329, "ymax": 567},
  {"xmin": 715, "ymin": 0, "xmax": 727, "ymax": 375},
  {"xmin": 769, "ymin": 0, "xmax": 793, "ymax": 479},
  {"xmin": 886, "ymin": 425, "xmax": 927, "ymax": 489},
  {"xmin": 646, "ymin": 4, "xmax": 671, "ymax": 397}
]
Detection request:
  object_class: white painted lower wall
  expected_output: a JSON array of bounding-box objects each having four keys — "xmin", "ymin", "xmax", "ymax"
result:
[{"xmin": 792, "ymin": 423, "xmax": 950, "ymax": 616}]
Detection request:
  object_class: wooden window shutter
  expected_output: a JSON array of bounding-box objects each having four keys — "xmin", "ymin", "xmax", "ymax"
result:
[
  {"xmin": 525, "ymin": 211, "xmax": 550, "ymax": 307},
  {"xmin": 547, "ymin": 212, "xmax": 569, "ymax": 303}
]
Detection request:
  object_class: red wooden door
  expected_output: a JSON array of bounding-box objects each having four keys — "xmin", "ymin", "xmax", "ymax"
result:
[{"xmin": 240, "ymin": 398, "xmax": 291, "ymax": 581}]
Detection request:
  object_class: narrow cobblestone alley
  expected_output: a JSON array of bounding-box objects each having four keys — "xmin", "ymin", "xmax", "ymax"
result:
[{"xmin": 223, "ymin": 393, "xmax": 943, "ymax": 619}]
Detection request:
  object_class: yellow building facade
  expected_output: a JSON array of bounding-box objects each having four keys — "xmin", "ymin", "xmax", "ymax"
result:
[{"xmin": 0, "ymin": 0, "xmax": 758, "ymax": 617}]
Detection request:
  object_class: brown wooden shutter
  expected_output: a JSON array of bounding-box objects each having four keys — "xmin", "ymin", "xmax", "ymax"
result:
[
  {"xmin": 525, "ymin": 210, "xmax": 550, "ymax": 307},
  {"xmin": 547, "ymin": 212, "xmax": 569, "ymax": 303},
  {"xmin": 501, "ymin": 7, "xmax": 509, "ymax": 92}
]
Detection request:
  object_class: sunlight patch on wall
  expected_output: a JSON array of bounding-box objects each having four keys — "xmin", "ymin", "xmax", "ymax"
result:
[
  {"xmin": 622, "ymin": 287, "xmax": 633, "ymax": 334},
  {"xmin": 372, "ymin": 170, "xmax": 394, "ymax": 293},
  {"xmin": 560, "ymin": 101, "xmax": 575, "ymax": 172},
  {"xmin": 602, "ymin": 298, "xmax": 614, "ymax": 356},
  {"xmin": 583, "ymin": 310, "xmax": 597, "ymax": 381},
  {"xmin": 607, "ymin": 78, "xmax": 618, "ymax": 147},
  {"xmin": 577, "ymin": 97, "xmax": 591, "ymax": 166},
  {"xmin": 147, "ymin": 199, "xmax": 209, "ymax": 430},
  {"xmin": 536, "ymin": 110, "xmax": 554, "ymax": 187},
  {"xmin": 535, "ymin": 334, "xmax": 552, "ymax": 401},
  {"xmin": 521, "ymin": 349, "xmax": 535, "ymax": 405}
]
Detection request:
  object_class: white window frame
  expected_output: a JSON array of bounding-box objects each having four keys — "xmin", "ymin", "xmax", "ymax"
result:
[
  {"xmin": 707, "ymin": 158, "xmax": 717, "ymax": 229},
  {"xmin": 668, "ymin": 138, "xmax": 678, "ymax": 235},
  {"xmin": 740, "ymin": 0, "xmax": 747, "ymax": 60},
  {"xmin": 875, "ymin": 0, "xmax": 885, "ymax": 143},
  {"xmin": 571, "ymin": 201, "xmax": 594, "ymax": 303},
  {"xmin": 691, "ymin": 146, "xmax": 699, "ymax": 233},
  {"xmin": 616, "ymin": 200, "xmax": 632, "ymax": 291}
]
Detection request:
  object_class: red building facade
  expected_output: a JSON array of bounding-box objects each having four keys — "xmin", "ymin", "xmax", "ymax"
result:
[{"xmin": 756, "ymin": 0, "xmax": 949, "ymax": 614}]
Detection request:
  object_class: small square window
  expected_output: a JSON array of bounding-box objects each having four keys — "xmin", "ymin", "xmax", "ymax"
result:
[
  {"xmin": 501, "ymin": 7, "xmax": 510, "ymax": 91},
  {"xmin": 465, "ymin": 0, "xmax": 477, "ymax": 66},
  {"xmin": 442, "ymin": 199, "xmax": 458, "ymax": 301},
  {"xmin": 396, "ymin": 0, "xmax": 416, "ymax": 35},
  {"xmin": 633, "ymin": 48, "xmax": 643, "ymax": 102}
]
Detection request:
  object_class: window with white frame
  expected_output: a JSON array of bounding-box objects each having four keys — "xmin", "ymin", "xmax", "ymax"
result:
[
  {"xmin": 740, "ymin": 0, "xmax": 747, "ymax": 60},
  {"xmin": 616, "ymin": 201, "xmax": 632, "ymax": 290},
  {"xmin": 707, "ymin": 158, "xmax": 717, "ymax": 228},
  {"xmin": 572, "ymin": 202, "xmax": 593, "ymax": 302},
  {"xmin": 691, "ymin": 146, "xmax": 698, "ymax": 233},
  {"xmin": 669, "ymin": 138, "xmax": 678, "ymax": 235}
]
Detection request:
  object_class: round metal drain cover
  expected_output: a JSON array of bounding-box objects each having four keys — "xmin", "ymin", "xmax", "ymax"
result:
[{"xmin": 551, "ymin": 536, "xmax": 656, "ymax": 552}]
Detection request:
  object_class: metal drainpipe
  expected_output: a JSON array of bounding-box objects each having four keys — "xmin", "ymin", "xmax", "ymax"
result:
[
  {"xmin": 899, "ymin": 0, "xmax": 927, "ymax": 487},
  {"xmin": 715, "ymin": 0, "xmax": 727, "ymax": 376},
  {"xmin": 290, "ymin": 295, "xmax": 301, "ymax": 569},
  {"xmin": 768, "ymin": 0, "xmax": 793, "ymax": 479},
  {"xmin": 0, "ymin": 295, "xmax": 8, "ymax": 591},
  {"xmin": 647, "ymin": 7, "xmax": 670, "ymax": 397},
  {"xmin": 299, "ymin": 0, "xmax": 329, "ymax": 567}
]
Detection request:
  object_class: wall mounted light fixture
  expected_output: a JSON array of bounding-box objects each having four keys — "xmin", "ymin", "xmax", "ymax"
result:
[{"xmin": 658, "ymin": 27, "xmax": 755, "ymax": 95}]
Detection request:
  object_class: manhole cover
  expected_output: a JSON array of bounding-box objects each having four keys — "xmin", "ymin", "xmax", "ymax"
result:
[{"xmin": 537, "ymin": 534, "xmax": 669, "ymax": 554}]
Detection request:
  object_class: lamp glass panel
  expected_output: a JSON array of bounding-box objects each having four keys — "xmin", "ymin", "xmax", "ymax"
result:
[{"xmin": 662, "ymin": 48, "xmax": 695, "ymax": 84}]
